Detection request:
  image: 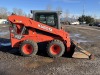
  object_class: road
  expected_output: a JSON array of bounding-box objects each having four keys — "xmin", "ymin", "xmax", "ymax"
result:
[{"xmin": 0, "ymin": 24, "xmax": 100, "ymax": 75}]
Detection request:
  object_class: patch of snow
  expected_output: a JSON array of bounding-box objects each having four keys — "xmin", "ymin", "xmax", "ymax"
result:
[
  {"xmin": 74, "ymin": 34, "xmax": 80, "ymax": 37},
  {"xmin": 0, "ymin": 31, "xmax": 9, "ymax": 36},
  {"xmin": 2, "ymin": 26, "xmax": 6, "ymax": 27},
  {"xmin": 0, "ymin": 43, "xmax": 11, "ymax": 46},
  {"xmin": 77, "ymin": 39, "xmax": 88, "ymax": 43},
  {"xmin": 72, "ymin": 39, "xmax": 93, "ymax": 43},
  {"xmin": 70, "ymin": 33, "xmax": 86, "ymax": 39},
  {"xmin": 70, "ymin": 34, "xmax": 80, "ymax": 38}
]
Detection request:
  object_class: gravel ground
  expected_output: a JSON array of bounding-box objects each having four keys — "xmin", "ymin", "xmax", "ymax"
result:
[{"xmin": 0, "ymin": 24, "xmax": 100, "ymax": 75}]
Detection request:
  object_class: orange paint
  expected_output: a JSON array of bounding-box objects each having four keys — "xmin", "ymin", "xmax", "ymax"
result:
[{"xmin": 8, "ymin": 15, "xmax": 71, "ymax": 52}]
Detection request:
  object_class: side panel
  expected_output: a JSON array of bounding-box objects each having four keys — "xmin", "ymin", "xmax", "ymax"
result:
[
  {"xmin": 8, "ymin": 15, "xmax": 71, "ymax": 52},
  {"xmin": 10, "ymin": 32, "xmax": 54, "ymax": 47}
]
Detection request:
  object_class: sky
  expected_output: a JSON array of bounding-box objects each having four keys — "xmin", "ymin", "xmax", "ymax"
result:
[{"xmin": 0, "ymin": 0, "xmax": 100, "ymax": 18}]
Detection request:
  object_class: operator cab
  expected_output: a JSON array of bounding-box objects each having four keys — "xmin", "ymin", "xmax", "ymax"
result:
[{"xmin": 31, "ymin": 10, "xmax": 61, "ymax": 29}]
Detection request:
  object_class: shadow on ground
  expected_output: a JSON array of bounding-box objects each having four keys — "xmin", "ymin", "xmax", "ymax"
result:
[
  {"xmin": 0, "ymin": 38, "xmax": 75, "ymax": 58},
  {"xmin": 0, "ymin": 38, "xmax": 49, "ymax": 57}
]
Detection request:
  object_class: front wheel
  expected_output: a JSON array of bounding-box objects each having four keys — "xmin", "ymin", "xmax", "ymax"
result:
[
  {"xmin": 20, "ymin": 40, "xmax": 38, "ymax": 56},
  {"xmin": 47, "ymin": 40, "xmax": 65, "ymax": 58}
]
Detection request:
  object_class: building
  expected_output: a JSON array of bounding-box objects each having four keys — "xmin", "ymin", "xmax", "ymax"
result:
[
  {"xmin": 0, "ymin": 19, "xmax": 7, "ymax": 24},
  {"xmin": 60, "ymin": 18, "xmax": 80, "ymax": 25}
]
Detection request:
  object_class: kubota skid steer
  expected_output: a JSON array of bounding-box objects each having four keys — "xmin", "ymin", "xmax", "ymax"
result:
[{"xmin": 8, "ymin": 10, "xmax": 94, "ymax": 59}]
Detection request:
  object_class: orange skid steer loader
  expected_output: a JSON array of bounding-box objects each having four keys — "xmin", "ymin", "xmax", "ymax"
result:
[{"xmin": 8, "ymin": 10, "xmax": 94, "ymax": 59}]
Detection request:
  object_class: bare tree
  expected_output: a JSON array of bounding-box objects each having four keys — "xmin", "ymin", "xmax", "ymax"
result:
[
  {"xmin": 46, "ymin": 4, "xmax": 52, "ymax": 11},
  {"xmin": 61, "ymin": 10, "xmax": 70, "ymax": 25},
  {"xmin": 7, "ymin": 11, "xmax": 12, "ymax": 16},
  {"xmin": 24, "ymin": 13, "xmax": 27, "ymax": 17},
  {"xmin": 0, "ymin": 7, "xmax": 27, "ymax": 19},
  {"xmin": 13, "ymin": 8, "xmax": 26, "ymax": 16},
  {"xmin": 18, "ymin": 9, "xmax": 24, "ymax": 15},
  {"xmin": 93, "ymin": 14, "xmax": 97, "ymax": 22},
  {"xmin": 27, "ymin": 13, "xmax": 32, "ymax": 18},
  {"xmin": 56, "ymin": 6, "xmax": 63, "ymax": 19},
  {"xmin": 71, "ymin": 15, "xmax": 75, "ymax": 22},
  {"xmin": 56, "ymin": 6, "xmax": 62, "ymax": 11},
  {"xmin": 65, "ymin": 10, "xmax": 70, "ymax": 21},
  {"xmin": 13, "ymin": 8, "xmax": 18, "ymax": 14},
  {"xmin": 0, "ymin": 7, "xmax": 8, "ymax": 19}
]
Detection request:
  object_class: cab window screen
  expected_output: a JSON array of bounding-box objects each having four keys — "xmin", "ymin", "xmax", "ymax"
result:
[
  {"xmin": 47, "ymin": 15, "xmax": 55, "ymax": 26},
  {"xmin": 39, "ymin": 15, "xmax": 46, "ymax": 24},
  {"xmin": 35, "ymin": 13, "xmax": 58, "ymax": 27}
]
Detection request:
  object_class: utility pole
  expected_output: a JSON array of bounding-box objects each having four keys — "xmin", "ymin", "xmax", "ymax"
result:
[
  {"xmin": 83, "ymin": 2, "xmax": 85, "ymax": 16},
  {"xmin": 82, "ymin": 0, "xmax": 85, "ymax": 24},
  {"xmin": 94, "ymin": 14, "xmax": 97, "ymax": 22}
]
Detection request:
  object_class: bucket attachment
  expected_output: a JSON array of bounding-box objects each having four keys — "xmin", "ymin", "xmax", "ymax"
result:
[{"xmin": 71, "ymin": 40, "xmax": 94, "ymax": 60}]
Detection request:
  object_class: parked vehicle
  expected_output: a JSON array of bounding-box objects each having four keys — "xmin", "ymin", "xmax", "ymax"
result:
[
  {"xmin": 97, "ymin": 24, "xmax": 100, "ymax": 27},
  {"xmin": 70, "ymin": 21, "xmax": 80, "ymax": 25},
  {"xmin": 0, "ymin": 19, "xmax": 7, "ymax": 24},
  {"xmin": 2, "ymin": 21, "xmax": 9, "ymax": 24},
  {"xmin": 89, "ymin": 23, "xmax": 94, "ymax": 26},
  {"xmin": 8, "ymin": 10, "xmax": 93, "ymax": 59},
  {"xmin": 95, "ymin": 22, "xmax": 100, "ymax": 27},
  {"xmin": 89, "ymin": 22, "xmax": 100, "ymax": 27}
]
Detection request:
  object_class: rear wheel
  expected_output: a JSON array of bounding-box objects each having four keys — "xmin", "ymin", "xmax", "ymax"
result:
[
  {"xmin": 20, "ymin": 40, "xmax": 38, "ymax": 56},
  {"xmin": 47, "ymin": 40, "xmax": 65, "ymax": 58}
]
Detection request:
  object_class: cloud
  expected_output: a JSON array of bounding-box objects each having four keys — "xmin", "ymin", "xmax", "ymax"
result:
[{"xmin": 52, "ymin": 0, "xmax": 80, "ymax": 3}]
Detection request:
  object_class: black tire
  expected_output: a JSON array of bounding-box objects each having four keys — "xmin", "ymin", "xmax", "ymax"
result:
[
  {"xmin": 20, "ymin": 40, "xmax": 38, "ymax": 56},
  {"xmin": 47, "ymin": 40, "xmax": 65, "ymax": 58}
]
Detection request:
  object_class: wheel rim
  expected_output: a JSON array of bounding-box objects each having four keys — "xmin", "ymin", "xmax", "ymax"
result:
[
  {"xmin": 50, "ymin": 44, "xmax": 61, "ymax": 55},
  {"xmin": 22, "ymin": 44, "xmax": 33, "ymax": 55}
]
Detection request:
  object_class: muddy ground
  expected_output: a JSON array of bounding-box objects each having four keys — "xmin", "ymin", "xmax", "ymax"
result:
[{"xmin": 0, "ymin": 24, "xmax": 100, "ymax": 75}]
